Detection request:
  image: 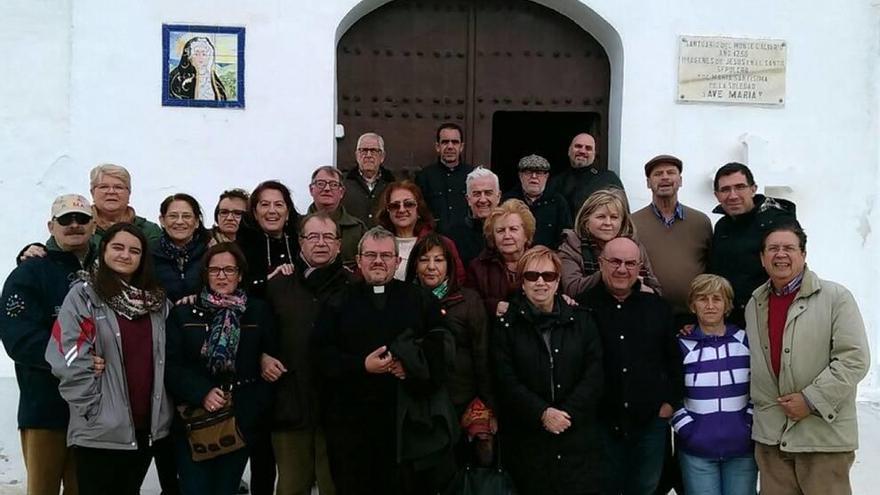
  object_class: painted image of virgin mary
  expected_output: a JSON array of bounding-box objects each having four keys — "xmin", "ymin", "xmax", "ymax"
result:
[{"xmin": 169, "ymin": 36, "xmax": 228, "ymax": 101}]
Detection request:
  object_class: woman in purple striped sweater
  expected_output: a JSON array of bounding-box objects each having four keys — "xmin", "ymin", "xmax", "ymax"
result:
[{"xmin": 670, "ymin": 274, "xmax": 757, "ymax": 495}]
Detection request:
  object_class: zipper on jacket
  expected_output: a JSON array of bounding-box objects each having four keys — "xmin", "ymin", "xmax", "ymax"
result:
[{"xmin": 537, "ymin": 327, "xmax": 556, "ymax": 402}]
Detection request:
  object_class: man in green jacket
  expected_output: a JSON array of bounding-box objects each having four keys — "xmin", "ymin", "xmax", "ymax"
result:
[
  {"xmin": 307, "ymin": 166, "xmax": 367, "ymax": 268},
  {"xmin": 746, "ymin": 221, "xmax": 870, "ymax": 494}
]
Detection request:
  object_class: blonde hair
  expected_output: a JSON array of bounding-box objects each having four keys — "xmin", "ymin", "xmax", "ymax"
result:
[
  {"xmin": 516, "ymin": 246, "xmax": 562, "ymax": 281},
  {"xmin": 574, "ymin": 188, "xmax": 633, "ymax": 240},
  {"xmin": 483, "ymin": 199, "xmax": 536, "ymax": 249},
  {"xmin": 688, "ymin": 274, "xmax": 734, "ymax": 316},
  {"xmin": 90, "ymin": 164, "xmax": 132, "ymax": 190}
]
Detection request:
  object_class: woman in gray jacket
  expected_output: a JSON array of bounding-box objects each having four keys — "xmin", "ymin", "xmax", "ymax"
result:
[{"xmin": 46, "ymin": 223, "xmax": 174, "ymax": 495}]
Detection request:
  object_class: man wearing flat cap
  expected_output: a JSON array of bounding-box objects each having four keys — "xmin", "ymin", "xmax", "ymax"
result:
[
  {"xmin": 0, "ymin": 194, "xmax": 96, "ymax": 494},
  {"xmin": 631, "ymin": 155, "xmax": 712, "ymax": 325},
  {"xmin": 502, "ymin": 154, "xmax": 572, "ymax": 249}
]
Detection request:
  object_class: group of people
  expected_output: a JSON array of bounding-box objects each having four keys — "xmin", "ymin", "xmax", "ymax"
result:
[{"xmin": 0, "ymin": 122, "xmax": 871, "ymax": 495}]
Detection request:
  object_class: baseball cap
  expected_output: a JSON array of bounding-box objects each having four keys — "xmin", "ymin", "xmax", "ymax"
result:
[{"xmin": 51, "ymin": 194, "xmax": 92, "ymax": 219}]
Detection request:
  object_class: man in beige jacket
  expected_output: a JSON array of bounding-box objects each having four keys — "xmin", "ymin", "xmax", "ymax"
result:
[{"xmin": 746, "ymin": 221, "xmax": 870, "ymax": 494}]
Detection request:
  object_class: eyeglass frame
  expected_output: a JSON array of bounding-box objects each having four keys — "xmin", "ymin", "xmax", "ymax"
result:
[
  {"xmin": 218, "ymin": 209, "xmax": 246, "ymax": 218},
  {"xmin": 207, "ymin": 266, "xmax": 240, "ymax": 277},
  {"xmin": 310, "ymin": 179, "xmax": 343, "ymax": 191},
  {"xmin": 598, "ymin": 255, "xmax": 642, "ymax": 271},
  {"xmin": 357, "ymin": 147, "xmax": 383, "ymax": 155},
  {"xmin": 358, "ymin": 251, "xmax": 398, "ymax": 263},
  {"xmin": 300, "ymin": 232, "xmax": 341, "ymax": 243}
]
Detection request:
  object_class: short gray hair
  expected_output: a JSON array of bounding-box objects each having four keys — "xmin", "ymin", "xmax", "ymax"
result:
[
  {"xmin": 356, "ymin": 132, "xmax": 385, "ymax": 153},
  {"xmin": 90, "ymin": 163, "xmax": 132, "ymax": 190},
  {"xmin": 465, "ymin": 166, "xmax": 499, "ymax": 194},
  {"xmin": 310, "ymin": 165, "xmax": 344, "ymax": 182},
  {"xmin": 358, "ymin": 226, "xmax": 398, "ymax": 256}
]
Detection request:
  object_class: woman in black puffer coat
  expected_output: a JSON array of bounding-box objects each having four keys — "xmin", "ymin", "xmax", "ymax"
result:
[{"xmin": 492, "ymin": 246, "xmax": 604, "ymax": 495}]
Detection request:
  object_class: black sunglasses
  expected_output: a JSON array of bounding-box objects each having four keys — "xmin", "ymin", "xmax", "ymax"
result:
[
  {"xmin": 55, "ymin": 213, "xmax": 91, "ymax": 226},
  {"xmin": 522, "ymin": 271, "xmax": 559, "ymax": 282}
]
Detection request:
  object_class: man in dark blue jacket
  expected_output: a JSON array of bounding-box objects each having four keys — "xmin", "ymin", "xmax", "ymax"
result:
[
  {"xmin": 577, "ymin": 236, "xmax": 684, "ymax": 495},
  {"xmin": 415, "ymin": 123, "xmax": 474, "ymax": 234},
  {"xmin": 708, "ymin": 162, "xmax": 796, "ymax": 327},
  {"xmin": 0, "ymin": 194, "xmax": 95, "ymax": 494}
]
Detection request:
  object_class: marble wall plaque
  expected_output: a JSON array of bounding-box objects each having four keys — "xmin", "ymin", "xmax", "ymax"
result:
[{"xmin": 678, "ymin": 35, "xmax": 786, "ymax": 105}]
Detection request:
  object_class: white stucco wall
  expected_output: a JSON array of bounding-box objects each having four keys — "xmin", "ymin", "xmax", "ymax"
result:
[{"xmin": 0, "ymin": 0, "xmax": 878, "ymax": 392}]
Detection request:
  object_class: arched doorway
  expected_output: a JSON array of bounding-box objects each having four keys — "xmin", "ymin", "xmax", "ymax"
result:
[{"xmin": 336, "ymin": 0, "xmax": 612, "ymax": 191}]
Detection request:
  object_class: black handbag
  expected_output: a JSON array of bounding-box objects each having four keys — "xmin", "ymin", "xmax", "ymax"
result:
[{"xmin": 444, "ymin": 438, "xmax": 517, "ymax": 495}]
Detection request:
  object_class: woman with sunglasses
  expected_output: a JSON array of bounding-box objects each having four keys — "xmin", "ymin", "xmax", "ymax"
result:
[
  {"xmin": 492, "ymin": 246, "xmax": 603, "ymax": 495},
  {"xmin": 374, "ymin": 180, "xmax": 465, "ymax": 282},
  {"xmin": 164, "ymin": 242, "xmax": 280, "ymax": 494},
  {"xmin": 467, "ymin": 199, "xmax": 536, "ymax": 316},
  {"xmin": 559, "ymin": 188, "xmax": 661, "ymax": 298},
  {"xmin": 46, "ymin": 223, "xmax": 174, "ymax": 495}
]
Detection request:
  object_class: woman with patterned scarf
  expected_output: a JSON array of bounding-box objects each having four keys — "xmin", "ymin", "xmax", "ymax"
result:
[
  {"xmin": 406, "ymin": 233, "xmax": 496, "ymax": 468},
  {"xmin": 164, "ymin": 242, "xmax": 281, "ymax": 495},
  {"xmin": 46, "ymin": 222, "xmax": 174, "ymax": 495},
  {"xmin": 558, "ymin": 188, "xmax": 662, "ymax": 298},
  {"xmin": 152, "ymin": 193, "xmax": 211, "ymax": 304}
]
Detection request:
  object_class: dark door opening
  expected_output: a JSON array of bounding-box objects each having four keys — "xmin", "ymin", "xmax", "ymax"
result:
[{"xmin": 491, "ymin": 111, "xmax": 601, "ymax": 193}]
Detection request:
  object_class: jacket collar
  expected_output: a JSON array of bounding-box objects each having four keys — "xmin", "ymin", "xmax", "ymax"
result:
[
  {"xmin": 711, "ymin": 194, "xmax": 796, "ymax": 218},
  {"xmin": 587, "ymin": 278, "xmax": 645, "ymax": 305},
  {"xmin": 509, "ymin": 291, "xmax": 574, "ymax": 323},
  {"xmin": 47, "ymin": 237, "xmax": 95, "ymax": 267},
  {"xmin": 307, "ymin": 204, "xmax": 362, "ymax": 227},
  {"xmin": 751, "ymin": 266, "xmax": 820, "ymax": 304},
  {"xmin": 345, "ymin": 165, "xmax": 394, "ymax": 184}
]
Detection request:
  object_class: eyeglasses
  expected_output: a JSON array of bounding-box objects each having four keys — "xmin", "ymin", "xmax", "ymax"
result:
[
  {"xmin": 55, "ymin": 213, "xmax": 91, "ymax": 226},
  {"xmin": 599, "ymin": 256, "xmax": 641, "ymax": 271},
  {"xmin": 520, "ymin": 169, "xmax": 549, "ymax": 177},
  {"xmin": 386, "ymin": 200, "xmax": 418, "ymax": 211},
  {"xmin": 311, "ymin": 180, "xmax": 342, "ymax": 191},
  {"xmin": 301, "ymin": 232, "xmax": 339, "ymax": 243},
  {"xmin": 359, "ymin": 251, "xmax": 397, "ymax": 262},
  {"xmin": 165, "ymin": 213, "xmax": 195, "ymax": 222},
  {"xmin": 764, "ymin": 244, "xmax": 801, "ymax": 254},
  {"xmin": 716, "ymin": 183, "xmax": 752, "ymax": 195},
  {"xmin": 208, "ymin": 266, "xmax": 240, "ymax": 277},
  {"xmin": 357, "ymin": 147, "xmax": 383, "ymax": 155},
  {"xmin": 522, "ymin": 271, "xmax": 559, "ymax": 282},
  {"xmin": 218, "ymin": 209, "xmax": 246, "ymax": 218},
  {"xmin": 93, "ymin": 184, "xmax": 129, "ymax": 193}
]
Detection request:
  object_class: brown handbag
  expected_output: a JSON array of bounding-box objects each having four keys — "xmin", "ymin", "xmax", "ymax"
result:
[{"xmin": 177, "ymin": 398, "xmax": 246, "ymax": 462}]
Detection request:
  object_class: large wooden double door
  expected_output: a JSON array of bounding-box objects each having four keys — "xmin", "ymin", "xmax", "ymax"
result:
[{"xmin": 337, "ymin": 0, "xmax": 610, "ymax": 189}]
